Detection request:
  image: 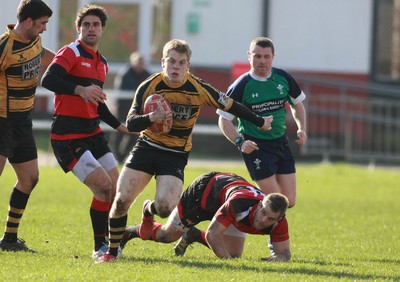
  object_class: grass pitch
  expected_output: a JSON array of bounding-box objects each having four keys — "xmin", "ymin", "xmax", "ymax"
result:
[{"xmin": 0, "ymin": 160, "xmax": 399, "ymax": 281}]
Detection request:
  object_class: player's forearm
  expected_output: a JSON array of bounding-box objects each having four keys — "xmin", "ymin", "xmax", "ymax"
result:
[
  {"xmin": 206, "ymin": 232, "xmax": 232, "ymax": 259},
  {"xmin": 126, "ymin": 113, "xmax": 152, "ymax": 132},
  {"xmin": 218, "ymin": 117, "xmax": 240, "ymax": 144},
  {"xmin": 291, "ymin": 103, "xmax": 306, "ymax": 131},
  {"xmin": 227, "ymin": 101, "xmax": 264, "ymax": 127}
]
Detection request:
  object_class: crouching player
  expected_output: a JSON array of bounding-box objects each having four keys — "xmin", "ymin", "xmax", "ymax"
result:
[{"xmin": 118, "ymin": 171, "xmax": 291, "ymax": 261}]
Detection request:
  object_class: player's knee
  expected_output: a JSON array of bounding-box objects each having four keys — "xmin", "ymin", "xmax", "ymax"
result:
[
  {"xmin": 156, "ymin": 206, "xmax": 173, "ymax": 218},
  {"xmin": 114, "ymin": 197, "xmax": 130, "ymax": 213}
]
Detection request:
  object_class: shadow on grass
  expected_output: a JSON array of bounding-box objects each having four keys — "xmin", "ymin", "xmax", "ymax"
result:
[{"xmin": 123, "ymin": 256, "xmax": 399, "ymax": 281}]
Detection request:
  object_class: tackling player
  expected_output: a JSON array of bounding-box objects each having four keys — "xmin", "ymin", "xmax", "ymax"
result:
[{"xmin": 118, "ymin": 172, "xmax": 291, "ymax": 261}]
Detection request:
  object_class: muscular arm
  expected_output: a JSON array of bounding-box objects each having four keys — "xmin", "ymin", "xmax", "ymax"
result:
[
  {"xmin": 39, "ymin": 48, "xmax": 55, "ymax": 81},
  {"xmin": 263, "ymin": 239, "xmax": 291, "ymax": 262},
  {"xmin": 205, "ymin": 218, "xmax": 232, "ymax": 259}
]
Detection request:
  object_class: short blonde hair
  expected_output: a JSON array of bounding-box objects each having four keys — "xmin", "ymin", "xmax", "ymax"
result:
[{"xmin": 162, "ymin": 39, "xmax": 192, "ymax": 61}]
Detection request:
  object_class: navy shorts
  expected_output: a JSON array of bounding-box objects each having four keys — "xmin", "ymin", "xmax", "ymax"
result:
[
  {"xmin": 0, "ymin": 118, "xmax": 37, "ymax": 163},
  {"xmin": 51, "ymin": 132, "xmax": 112, "ymax": 173},
  {"xmin": 242, "ymin": 135, "xmax": 295, "ymax": 181},
  {"xmin": 124, "ymin": 139, "xmax": 188, "ymax": 181}
]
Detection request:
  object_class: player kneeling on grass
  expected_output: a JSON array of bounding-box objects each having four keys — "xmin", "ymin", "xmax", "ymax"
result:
[{"xmin": 119, "ymin": 171, "xmax": 291, "ymax": 261}]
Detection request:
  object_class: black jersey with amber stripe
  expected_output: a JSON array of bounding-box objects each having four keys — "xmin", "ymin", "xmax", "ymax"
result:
[
  {"xmin": 0, "ymin": 25, "xmax": 43, "ymax": 121},
  {"xmin": 130, "ymin": 72, "xmax": 235, "ymax": 153}
]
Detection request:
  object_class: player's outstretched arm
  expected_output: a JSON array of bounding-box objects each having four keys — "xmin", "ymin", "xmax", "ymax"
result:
[{"xmin": 205, "ymin": 218, "xmax": 232, "ymax": 259}]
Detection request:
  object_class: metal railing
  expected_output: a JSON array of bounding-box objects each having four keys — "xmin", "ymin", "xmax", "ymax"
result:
[
  {"xmin": 296, "ymin": 75, "xmax": 400, "ymax": 164},
  {"xmin": 32, "ymin": 79, "xmax": 400, "ymax": 165}
]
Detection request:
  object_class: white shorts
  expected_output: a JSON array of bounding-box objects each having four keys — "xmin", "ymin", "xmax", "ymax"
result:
[{"xmin": 72, "ymin": 151, "xmax": 117, "ymax": 182}]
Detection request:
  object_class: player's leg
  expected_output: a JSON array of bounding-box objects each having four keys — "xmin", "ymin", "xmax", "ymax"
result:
[
  {"xmin": 0, "ymin": 159, "xmax": 38, "ymax": 252},
  {"xmin": 274, "ymin": 137, "xmax": 296, "ymax": 207},
  {"xmin": 275, "ymin": 173, "xmax": 296, "ymax": 208},
  {"xmin": 0, "ymin": 129, "xmax": 38, "ymax": 252},
  {"xmin": 255, "ymin": 176, "xmax": 279, "ymax": 195},
  {"xmin": 72, "ymin": 151, "xmax": 115, "ymax": 258},
  {"xmin": 106, "ymin": 167, "xmax": 152, "ymax": 258},
  {"xmin": 153, "ymin": 175, "xmax": 182, "ymax": 218}
]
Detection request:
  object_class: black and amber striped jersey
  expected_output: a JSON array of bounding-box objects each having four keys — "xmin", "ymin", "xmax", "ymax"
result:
[
  {"xmin": 0, "ymin": 25, "xmax": 43, "ymax": 120},
  {"xmin": 130, "ymin": 72, "xmax": 235, "ymax": 153}
]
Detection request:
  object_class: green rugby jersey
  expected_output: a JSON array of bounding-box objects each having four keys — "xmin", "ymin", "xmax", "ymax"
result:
[{"xmin": 225, "ymin": 68, "xmax": 305, "ymax": 140}]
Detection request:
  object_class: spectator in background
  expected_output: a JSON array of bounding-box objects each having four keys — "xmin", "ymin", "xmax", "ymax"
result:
[
  {"xmin": 111, "ymin": 52, "xmax": 150, "ymax": 163},
  {"xmin": 0, "ymin": 0, "xmax": 54, "ymax": 253}
]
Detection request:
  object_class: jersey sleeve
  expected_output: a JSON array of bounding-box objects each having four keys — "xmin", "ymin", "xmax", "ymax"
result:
[
  {"xmin": 52, "ymin": 45, "xmax": 77, "ymax": 73},
  {"xmin": 270, "ymin": 216, "xmax": 289, "ymax": 242}
]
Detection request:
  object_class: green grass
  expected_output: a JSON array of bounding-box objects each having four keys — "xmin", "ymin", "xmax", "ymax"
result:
[{"xmin": 0, "ymin": 160, "xmax": 399, "ymax": 281}]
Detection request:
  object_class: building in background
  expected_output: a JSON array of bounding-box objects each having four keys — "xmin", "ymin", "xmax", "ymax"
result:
[{"xmin": 2, "ymin": 0, "xmax": 399, "ymax": 163}]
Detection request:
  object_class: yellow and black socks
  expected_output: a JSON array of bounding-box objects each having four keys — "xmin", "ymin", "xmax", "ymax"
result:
[
  {"xmin": 109, "ymin": 215, "xmax": 127, "ymax": 256},
  {"xmin": 2, "ymin": 188, "xmax": 29, "ymax": 242}
]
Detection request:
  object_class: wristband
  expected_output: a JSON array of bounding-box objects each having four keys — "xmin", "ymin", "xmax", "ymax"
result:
[{"xmin": 234, "ymin": 136, "xmax": 245, "ymax": 150}]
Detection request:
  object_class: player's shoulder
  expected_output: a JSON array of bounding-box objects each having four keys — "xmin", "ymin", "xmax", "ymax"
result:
[{"xmin": 271, "ymin": 67, "xmax": 296, "ymax": 80}]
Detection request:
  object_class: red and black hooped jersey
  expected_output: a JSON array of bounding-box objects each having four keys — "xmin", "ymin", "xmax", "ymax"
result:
[
  {"xmin": 50, "ymin": 40, "xmax": 108, "ymax": 140},
  {"xmin": 0, "ymin": 25, "xmax": 43, "ymax": 120},
  {"xmin": 202, "ymin": 172, "xmax": 289, "ymax": 242}
]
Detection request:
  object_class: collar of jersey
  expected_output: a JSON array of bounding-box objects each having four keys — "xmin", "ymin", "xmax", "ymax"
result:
[{"xmin": 250, "ymin": 70, "xmax": 272, "ymax": 82}]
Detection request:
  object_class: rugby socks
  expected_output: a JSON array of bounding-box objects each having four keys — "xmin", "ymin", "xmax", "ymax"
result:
[
  {"xmin": 90, "ymin": 197, "xmax": 112, "ymax": 251},
  {"xmin": 187, "ymin": 227, "xmax": 209, "ymax": 248},
  {"xmin": 2, "ymin": 188, "xmax": 29, "ymax": 242},
  {"xmin": 109, "ymin": 215, "xmax": 127, "ymax": 257}
]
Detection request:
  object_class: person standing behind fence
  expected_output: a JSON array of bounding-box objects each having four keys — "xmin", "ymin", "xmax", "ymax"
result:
[
  {"xmin": 0, "ymin": 0, "xmax": 54, "ymax": 253},
  {"xmin": 217, "ymin": 37, "xmax": 307, "ymax": 208},
  {"xmin": 41, "ymin": 4, "xmax": 130, "ymax": 259},
  {"xmin": 111, "ymin": 52, "xmax": 150, "ymax": 163}
]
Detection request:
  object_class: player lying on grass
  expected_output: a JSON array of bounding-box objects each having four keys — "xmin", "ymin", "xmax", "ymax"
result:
[{"xmin": 116, "ymin": 171, "xmax": 291, "ymax": 261}]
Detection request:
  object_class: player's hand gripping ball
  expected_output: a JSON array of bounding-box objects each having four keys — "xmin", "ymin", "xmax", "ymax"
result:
[{"xmin": 143, "ymin": 94, "xmax": 173, "ymax": 134}]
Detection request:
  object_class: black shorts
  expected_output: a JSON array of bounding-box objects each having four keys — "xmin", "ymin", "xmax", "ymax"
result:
[
  {"xmin": 177, "ymin": 172, "xmax": 219, "ymax": 227},
  {"xmin": 0, "ymin": 117, "xmax": 37, "ymax": 163},
  {"xmin": 242, "ymin": 135, "xmax": 295, "ymax": 181},
  {"xmin": 51, "ymin": 132, "xmax": 111, "ymax": 173},
  {"xmin": 124, "ymin": 139, "xmax": 188, "ymax": 181}
]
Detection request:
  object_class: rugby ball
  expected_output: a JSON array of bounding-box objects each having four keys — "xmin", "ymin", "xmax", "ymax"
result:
[{"xmin": 143, "ymin": 94, "xmax": 172, "ymax": 134}]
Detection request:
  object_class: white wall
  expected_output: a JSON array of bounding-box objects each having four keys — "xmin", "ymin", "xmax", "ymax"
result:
[
  {"xmin": 1, "ymin": 0, "xmax": 373, "ymax": 74},
  {"xmin": 0, "ymin": 0, "xmax": 59, "ymax": 53},
  {"xmin": 172, "ymin": 0, "xmax": 264, "ymax": 68},
  {"xmin": 171, "ymin": 0, "xmax": 373, "ymax": 74},
  {"xmin": 269, "ymin": 0, "xmax": 373, "ymax": 73}
]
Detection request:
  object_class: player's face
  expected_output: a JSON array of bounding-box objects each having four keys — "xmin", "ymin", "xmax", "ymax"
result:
[
  {"xmin": 253, "ymin": 202, "xmax": 281, "ymax": 230},
  {"xmin": 77, "ymin": 15, "xmax": 104, "ymax": 49},
  {"xmin": 27, "ymin": 16, "xmax": 49, "ymax": 40},
  {"xmin": 248, "ymin": 45, "xmax": 274, "ymax": 78},
  {"xmin": 162, "ymin": 50, "xmax": 190, "ymax": 86}
]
